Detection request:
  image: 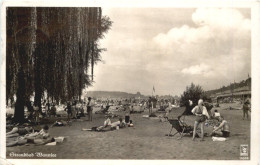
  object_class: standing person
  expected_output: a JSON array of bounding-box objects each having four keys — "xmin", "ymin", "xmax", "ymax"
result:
[
  {"xmin": 191, "ymin": 99, "xmax": 210, "ymax": 141},
  {"xmin": 64, "ymin": 102, "xmax": 72, "ymax": 122},
  {"xmin": 125, "ymin": 104, "xmax": 130, "ymax": 124},
  {"xmin": 87, "ymin": 97, "xmax": 94, "ymax": 121},
  {"xmin": 50, "ymin": 104, "xmax": 57, "ymax": 117},
  {"xmin": 71, "ymin": 101, "xmax": 77, "ymax": 119},
  {"xmin": 243, "ymin": 98, "xmax": 250, "ymax": 120},
  {"xmin": 33, "ymin": 105, "xmax": 40, "ymax": 125},
  {"xmin": 45, "ymin": 102, "xmax": 51, "ymax": 117},
  {"xmin": 148, "ymin": 97, "xmax": 152, "ymax": 115}
]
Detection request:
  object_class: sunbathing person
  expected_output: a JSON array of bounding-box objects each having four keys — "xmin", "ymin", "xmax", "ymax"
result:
[
  {"xmin": 51, "ymin": 120, "xmax": 69, "ymax": 127},
  {"xmin": 7, "ymin": 135, "xmax": 55, "ymax": 147},
  {"xmin": 95, "ymin": 116, "xmax": 112, "ymax": 131},
  {"xmin": 210, "ymin": 116, "xmax": 230, "ymax": 137},
  {"xmin": 83, "ymin": 117, "xmax": 126, "ymax": 132},
  {"xmin": 24, "ymin": 125, "xmax": 50, "ymax": 140},
  {"xmin": 6, "ymin": 126, "xmax": 33, "ymax": 138},
  {"xmin": 7, "ymin": 125, "xmax": 52, "ymax": 147}
]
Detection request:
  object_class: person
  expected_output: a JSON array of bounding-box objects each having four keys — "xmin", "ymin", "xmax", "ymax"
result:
[
  {"xmin": 79, "ymin": 103, "xmax": 85, "ymax": 117},
  {"xmin": 110, "ymin": 118, "xmax": 126, "ymax": 129},
  {"xmin": 178, "ymin": 100, "xmax": 193, "ymax": 120},
  {"xmin": 87, "ymin": 97, "xmax": 94, "ymax": 121},
  {"xmin": 64, "ymin": 102, "xmax": 72, "ymax": 122},
  {"xmin": 46, "ymin": 102, "xmax": 51, "ymax": 116},
  {"xmin": 210, "ymin": 116, "xmax": 230, "ymax": 137},
  {"xmin": 6, "ymin": 126, "xmax": 33, "ymax": 138},
  {"xmin": 95, "ymin": 115, "xmax": 112, "ymax": 131},
  {"xmin": 212, "ymin": 109, "xmax": 221, "ymax": 120},
  {"xmin": 85, "ymin": 117, "xmax": 126, "ymax": 132},
  {"xmin": 125, "ymin": 105, "xmax": 131, "ymax": 123},
  {"xmin": 25, "ymin": 101, "xmax": 34, "ymax": 120},
  {"xmin": 50, "ymin": 104, "xmax": 57, "ymax": 117},
  {"xmin": 51, "ymin": 120, "xmax": 69, "ymax": 127},
  {"xmin": 128, "ymin": 120, "xmax": 134, "ymax": 127},
  {"xmin": 33, "ymin": 105, "xmax": 40, "ymax": 124},
  {"xmin": 7, "ymin": 125, "xmax": 52, "ymax": 147},
  {"xmin": 148, "ymin": 97, "xmax": 152, "ymax": 115},
  {"xmin": 71, "ymin": 101, "xmax": 77, "ymax": 119},
  {"xmin": 243, "ymin": 99, "xmax": 250, "ymax": 120},
  {"xmin": 24, "ymin": 125, "xmax": 50, "ymax": 139},
  {"xmin": 191, "ymin": 99, "xmax": 210, "ymax": 141}
]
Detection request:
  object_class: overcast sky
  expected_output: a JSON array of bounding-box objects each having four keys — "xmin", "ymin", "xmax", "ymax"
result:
[{"xmin": 87, "ymin": 8, "xmax": 251, "ymax": 96}]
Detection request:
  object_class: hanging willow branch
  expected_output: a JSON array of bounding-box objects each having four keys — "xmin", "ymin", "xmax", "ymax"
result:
[{"xmin": 6, "ymin": 7, "xmax": 112, "ymax": 119}]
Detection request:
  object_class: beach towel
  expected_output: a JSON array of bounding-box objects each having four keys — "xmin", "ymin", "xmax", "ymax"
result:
[
  {"xmin": 54, "ymin": 137, "xmax": 65, "ymax": 143},
  {"xmin": 45, "ymin": 141, "xmax": 57, "ymax": 145},
  {"xmin": 202, "ymin": 107, "xmax": 210, "ymax": 119},
  {"xmin": 212, "ymin": 136, "xmax": 227, "ymax": 141}
]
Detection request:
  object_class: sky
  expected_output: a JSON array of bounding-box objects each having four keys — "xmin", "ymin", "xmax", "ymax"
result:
[{"xmin": 87, "ymin": 8, "xmax": 251, "ymax": 96}]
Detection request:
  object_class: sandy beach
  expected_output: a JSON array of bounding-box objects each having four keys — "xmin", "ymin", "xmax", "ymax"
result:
[{"xmin": 6, "ymin": 102, "xmax": 250, "ymax": 160}]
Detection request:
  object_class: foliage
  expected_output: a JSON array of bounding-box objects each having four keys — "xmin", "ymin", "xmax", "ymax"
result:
[
  {"xmin": 180, "ymin": 83, "xmax": 206, "ymax": 107},
  {"xmin": 6, "ymin": 7, "xmax": 112, "ymax": 122}
]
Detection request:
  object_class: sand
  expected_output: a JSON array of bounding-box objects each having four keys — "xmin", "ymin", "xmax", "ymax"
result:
[{"xmin": 6, "ymin": 102, "xmax": 250, "ymax": 160}]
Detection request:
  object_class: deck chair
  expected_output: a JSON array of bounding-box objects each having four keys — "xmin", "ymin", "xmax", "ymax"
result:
[{"xmin": 166, "ymin": 118, "xmax": 193, "ymax": 139}]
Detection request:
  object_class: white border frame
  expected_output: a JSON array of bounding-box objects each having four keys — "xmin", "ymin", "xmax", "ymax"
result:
[{"xmin": 1, "ymin": 0, "xmax": 259, "ymax": 165}]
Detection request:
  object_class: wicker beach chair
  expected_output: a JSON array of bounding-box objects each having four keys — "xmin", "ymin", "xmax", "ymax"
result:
[{"xmin": 166, "ymin": 118, "xmax": 193, "ymax": 139}]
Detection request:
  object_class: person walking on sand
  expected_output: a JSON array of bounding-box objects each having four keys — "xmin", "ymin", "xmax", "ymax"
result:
[
  {"xmin": 87, "ymin": 97, "xmax": 94, "ymax": 121},
  {"xmin": 191, "ymin": 99, "xmax": 210, "ymax": 141},
  {"xmin": 242, "ymin": 98, "xmax": 250, "ymax": 120}
]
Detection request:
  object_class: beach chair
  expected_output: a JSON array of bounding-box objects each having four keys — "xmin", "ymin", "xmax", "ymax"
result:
[{"xmin": 166, "ymin": 118, "xmax": 193, "ymax": 139}]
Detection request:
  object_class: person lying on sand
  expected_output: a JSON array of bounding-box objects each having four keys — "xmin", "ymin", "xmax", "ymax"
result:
[
  {"xmin": 7, "ymin": 125, "xmax": 52, "ymax": 147},
  {"xmin": 7, "ymin": 136, "xmax": 55, "ymax": 147},
  {"xmin": 82, "ymin": 117, "xmax": 126, "ymax": 132},
  {"xmin": 6, "ymin": 126, "xmax": 34, "ymax": 138},
  {"xmin": 51, "ymin": 120, "xmax": 69, "ymax": 127},
  {"xmin": 24, "ymin": 125, "xmax": 50, "ymax": 140},
  {"xmin": 210, "ymin": 116, "xmax": 230, "ymax": 138}
]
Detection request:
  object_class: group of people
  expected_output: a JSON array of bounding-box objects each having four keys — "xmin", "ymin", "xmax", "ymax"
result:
[
  {"xmin": 64, "ymin": 97, "xmax": 94, "ymax": 122},
  {"xmin": 6, "ymin": 125, "xmax": 53, "ymax": 147},
  {"xmin": 188, "ymin": 99, "xmax": 230, "ymax": 141},
  {"xmin": 83, "ymin": 115, "xmax": 134, "ymax": 132}
]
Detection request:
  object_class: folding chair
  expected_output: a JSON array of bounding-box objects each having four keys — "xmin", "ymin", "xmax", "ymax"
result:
[{"xmin": 166, "ymin": 118, "xmax": 193, "ymax": 139}]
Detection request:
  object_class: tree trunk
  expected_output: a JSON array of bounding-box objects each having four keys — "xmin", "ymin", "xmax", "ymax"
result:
[{"xmin": 14, "ymin": 68, "xmax": 25, "ymax": 123}]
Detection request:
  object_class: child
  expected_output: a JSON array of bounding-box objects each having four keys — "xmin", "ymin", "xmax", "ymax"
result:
[{"xmin": 213, "ymin": 110, "xmax": 221, "ymax": 120}]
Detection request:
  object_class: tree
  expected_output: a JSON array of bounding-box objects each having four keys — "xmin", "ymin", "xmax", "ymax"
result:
[
  {"xmin": 6, "ymin": 7, "xmax": 112, "ymax": 123},
  {"xmin": 180, "ymin": 83, "xmax": 204, "ymax": 107}
]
